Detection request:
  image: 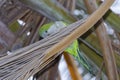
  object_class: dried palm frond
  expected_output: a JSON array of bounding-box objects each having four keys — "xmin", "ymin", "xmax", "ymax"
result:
[
  {"xmin": 0, "ymin": 19, "xmax": 85, "ymax": 80},
  {"xmin": 0, "ymin": 0, "xmax": 116, "ymax": 80}
]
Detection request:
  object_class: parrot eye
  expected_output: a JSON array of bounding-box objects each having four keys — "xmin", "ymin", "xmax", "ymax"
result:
[{"xmin": 45, "ymin": 31, "xmax": 48, "ymax": 33}]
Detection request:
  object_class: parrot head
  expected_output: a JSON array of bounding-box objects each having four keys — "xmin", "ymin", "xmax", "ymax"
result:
[{"xmin": 39, "ymin": 21, "xmax": 66, "ymax": 38}]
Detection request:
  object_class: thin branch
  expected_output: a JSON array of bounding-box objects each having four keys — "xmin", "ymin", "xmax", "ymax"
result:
[
  {"xmin": 95, "ymin": 62, "xmax": 104, "ymax": 80},
  {"xmin": 78, "ymin": 38, "xmax": 102, "ymax": 56},
  {"xmin": 30, "ymin": 17, "xmax": 47, "ymax": 44},
  {"xmin": 64, "ymin": 52, "xmax": 82, "ymax": 80}
]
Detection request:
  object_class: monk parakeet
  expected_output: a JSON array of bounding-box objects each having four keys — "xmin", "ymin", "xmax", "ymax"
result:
[{"xmin": 39, "ymin": 21, "xmax": 95, "ymax": 74}]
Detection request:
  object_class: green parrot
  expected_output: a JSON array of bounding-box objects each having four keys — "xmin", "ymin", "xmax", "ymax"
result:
[{"xmin": 39, "ymin": 21, "xmax": 95, "ymax": 75}]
